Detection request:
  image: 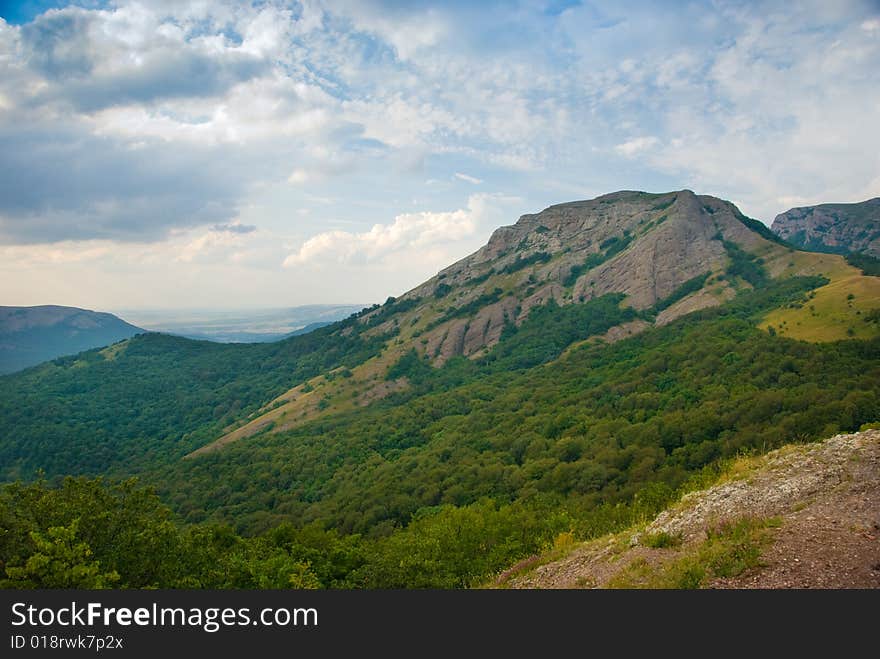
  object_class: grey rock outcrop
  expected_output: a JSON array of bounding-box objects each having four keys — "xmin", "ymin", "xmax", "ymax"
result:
[
  {"xmin": 390, "ymin": 190, "xmax": 781, "ymax": 362},
  {"xmin": 771, "ymin": 198, "xmax": 880, "ymax": 257}
]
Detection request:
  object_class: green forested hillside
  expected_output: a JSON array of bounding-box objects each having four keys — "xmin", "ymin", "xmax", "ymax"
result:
[
  {"xmin": 0, "ymin": 477, "xmax": 326, "ymax": 588},
  {"xmin": 3, "ymin": 276, "xmax": 878, "ymax": 589},
  {"xmin": 3, "ymin": 189, "xmax": 880, "ymax": 590},
  {"xmin": 155, "ymin": 277, "xmax": 879, "ymax": 537},
  {"xmin": 0, "ymin": 322, "xmax": 386, "ymax": 479}
]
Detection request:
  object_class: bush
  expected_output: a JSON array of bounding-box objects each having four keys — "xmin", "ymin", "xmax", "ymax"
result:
[{"xmin": 641, "ymin": 531, "xmax": 682, "ymax": 549}]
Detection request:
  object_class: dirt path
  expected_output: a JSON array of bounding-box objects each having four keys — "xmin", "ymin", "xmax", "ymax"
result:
[{"xmin": 712, "ymin": 437, "xmax": 880, "ymax": 588}]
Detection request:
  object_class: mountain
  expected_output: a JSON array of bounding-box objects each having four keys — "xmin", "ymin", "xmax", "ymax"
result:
[
  {"xmin": 0, "ymin": 305, "xmax": 144, "ymax": 374},
  {"xmin": 3, "ymin": 189, "xmax": 878, "ymax": 475},
  {"xmin": 1, "ymin": 189, "xmax": 878, "ymax": 589},
  {"xmin": 195, "ymin": 189, "xmax": 878, "ymax": 451},
  {"xmin": 771, "ymin": 198, "xmax": 880, "ymax": 257}
]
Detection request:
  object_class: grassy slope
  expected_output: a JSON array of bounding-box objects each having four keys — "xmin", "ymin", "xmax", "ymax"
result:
[
  {"xmin": 197, "ymin": 218, "xmax": 781, "ymax": 451},
  {"xmin": 171, "ymin": 244, "xmax": 880, "ymax": 456},
  {"xmin": 759, "ymin": 252, "xmax": 880, "ymax": 341},
  {"xmin": 189, "ymin": 346, "xmax": 410, "ymax": 456}
]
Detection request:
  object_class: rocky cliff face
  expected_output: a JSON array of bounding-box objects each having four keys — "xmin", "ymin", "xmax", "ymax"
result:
[
  {"xmin": 375, "ymin": 189, "xmax": 780, "ymax": 362},
  {"xmin": 771, "ymin": 198, "xmax": 880, "ymax": 257}
]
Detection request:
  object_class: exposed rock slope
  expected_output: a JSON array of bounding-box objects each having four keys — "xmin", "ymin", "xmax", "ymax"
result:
[
  {"xmin": 385, "ymin": 189, "xmax": 785, "ymax": 362},
  {"xmin": 771, "ymin": 198, "xmax": 880, "ymax": 257}
]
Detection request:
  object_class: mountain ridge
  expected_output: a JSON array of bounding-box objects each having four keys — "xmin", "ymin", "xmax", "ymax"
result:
[
  {"xmin": 197, "ymin": 189, "xmax": 880, "ymax": 454},
  {"xmin": 5, "ymin": 190, "xmax": 876, "ymax": 471},
  {"xmin": 771, "ymin": 197, "xmax": 880, "ymax": 257},
  {"xmin": 0, "ymin": 305, "xmax": 143, "ymax": 374},
  {"xmin": 373, "ymin": 189, "xmax": 788, "ymax": 364}
]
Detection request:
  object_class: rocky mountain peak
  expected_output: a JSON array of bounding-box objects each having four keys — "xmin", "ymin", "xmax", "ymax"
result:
[{"xmin": 382, "ymin": 189, "xmax": 783, "ymax": 363}]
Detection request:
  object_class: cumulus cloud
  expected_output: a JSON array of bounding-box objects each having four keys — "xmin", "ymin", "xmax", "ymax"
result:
[
  {"xmin": 0, "ymin": 120, "xmax": 254, "ymax": 243},
  {"xmin": 283, "ymin": 194, "xmax": 500, "ymax": 267},
  {"xmin": 0, "ymin": 1, "xmax": 344, "ymax": 244},
  {"xmin": 326, "ymin": 0, "xmax": 450, "ymax": 60},
  {"xmin": 286, "ymin": 145, "xmax": 360, "ymax": 185},
  {"xmin": 177, "ymin": 226, "xmax": 253, "ymax": 263},
  {"xmin": 3, "ymin": 0, "xmax": 880, "ymax": 308},
  {"xmin": 629, "ymin": 2, "xmax": 880, "ymax": 219},
  {"xmin": 19, "ymin": 6, "xmax": 269, "ymax": 112}
]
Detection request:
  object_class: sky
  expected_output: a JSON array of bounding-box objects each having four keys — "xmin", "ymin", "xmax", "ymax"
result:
[{"xmin": 1, "ymin": 0, "xmax": 878, "ymax": 311}]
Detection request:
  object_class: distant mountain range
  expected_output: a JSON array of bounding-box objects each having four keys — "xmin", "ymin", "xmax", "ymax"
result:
[
  {"xmin": 0, "ymin": 304, "xmax": 370, "ymax": 375},
  {"xmin": 118, "ymin": 304, "xmax": 367, "ymax": 343},
  {"xmin": 771, "ymin": 197, "xmax": 880, "ymax": 257},
  {"xmin": 0, "ymin": 306, "xmax": 143, "ymax": 374}
]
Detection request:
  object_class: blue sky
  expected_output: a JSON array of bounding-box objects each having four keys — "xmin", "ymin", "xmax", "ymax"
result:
[{"xmin": 1, "ymin": 0, "xmax": 878, "ymax": 310}]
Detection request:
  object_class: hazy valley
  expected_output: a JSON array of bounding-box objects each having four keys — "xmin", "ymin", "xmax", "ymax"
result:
[{"xmin": 118, "ymin": 304, "xmax": 367, "ymax": 344}]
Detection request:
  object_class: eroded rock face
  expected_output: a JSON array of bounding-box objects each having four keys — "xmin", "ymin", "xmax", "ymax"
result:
[
  {"xmin": 771, "ymin": 198, "xmax": 880, "ymax": 257},
  {"xmin": 393, "ymin": 190, "xmax": 781, "ymax": 362},
  {"xmin": 202, "ymin": 190, "xmax": 799, "ymax": 452},
  {"xmin": 462, "ymin": 296, "xmax": 520, "ymax": 357},
  {"xmin": 520, "ymin": 283, "xmax": 564, "ymax": 318},
  {"xmin": 432, "ymin": 318, "xmax": 469, "ymax": 364}
]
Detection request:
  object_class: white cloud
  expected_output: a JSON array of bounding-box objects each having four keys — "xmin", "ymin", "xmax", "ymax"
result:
[
  {"xmin": 614, "ymin": 136, "xmax": 659, "ymax": 157},
  {"xmin": 283, "ymin": 194, "xmax": 507, "ymax": 267},
  {"xmin": 286, "ymin": 146, "xmax": 357, "ymax": 186},
  {"xmin": 4, "ymin": 0, "xmax": 880, "ymax": 307},
  {"xmin": 327, "ymin": 1, "xmax": 449, "ymax": 60},
  {"xmin": 89, "ymin": 73, "xmax": 339, "ymax": 146},
  {"xmin": 342, "ymin": 93, "xmax": 463, "ymax": 149},
  {"xmin": 633, "ymin": 5, "xmax": 880, "ymax": 220},
  {"xmin": 0, "ymin": 3, "xmax": 341, "ymax": 244},
  {"xmin": 177, "ymin": 231, "xmax": 241, "ymax": 263},
  {"xmin": 287, "ymin": 168, "xmax": 312, "ymax": 185},
  {"xmin": 454, "ymin": 172, "xmax": 482, "ymax": 184}
]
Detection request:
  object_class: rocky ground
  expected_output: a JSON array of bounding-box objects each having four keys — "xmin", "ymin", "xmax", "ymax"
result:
[{"xmin": 500, "ymin": 429, "xmax": 880, "ymax": 589}]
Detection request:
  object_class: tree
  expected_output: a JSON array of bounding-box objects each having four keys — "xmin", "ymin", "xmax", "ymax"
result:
[{"xmin": 3, "ymin": 519, "xmax": 119, "ymax": 589}]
